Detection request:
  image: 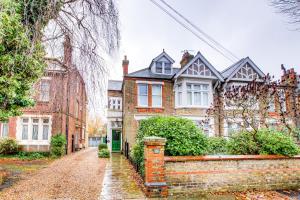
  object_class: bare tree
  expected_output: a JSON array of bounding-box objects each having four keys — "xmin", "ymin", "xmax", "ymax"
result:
[
  {"xmin": 207, "ymin": 67, "xmax": 300, "ymax": 138},
  {"xmin": 21, "ymin": 0, "xmax": 120, "ymax": 116},
  {"xmin": 271, "ymin": 0, "xmax": 300, "ymax": 29}
]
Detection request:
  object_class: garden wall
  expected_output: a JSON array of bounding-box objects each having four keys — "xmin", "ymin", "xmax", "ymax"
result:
[
  {"xmin": 143, "ymin": 137, "xmax": 300, "ymax": 198},
  {"xmin": 165, "ymin": 155, "xmax": 300, "ymax": 196}
]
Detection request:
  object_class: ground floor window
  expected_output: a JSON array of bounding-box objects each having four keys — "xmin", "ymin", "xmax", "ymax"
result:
[
  {"xmin": 0, "ymin": 123, "xmax": 9, "ymax": 138},
  {"xmin": 19, "ymin": 116, "xmax": 51, "ymax": 143},
  {"xmin": 194, "ymin": 119, "xmax": 213, "ymax": 136}
]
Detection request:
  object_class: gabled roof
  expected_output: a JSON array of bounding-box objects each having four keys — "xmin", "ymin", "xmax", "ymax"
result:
[
  {"xmin": 221, "ymin": 57, "xmax": 265, "ymax": 81},
  {"xmin": 108, "ymin": 80, "xmax": 122, "ymax": 91},
  {"xmin": 174, "ymin": 51, "xmax": 224, "ymax": 81},
  {"xmin": 127, "ymin": 67, "xmax": 180, "ymax": 79},
  {"xmin": 151, "ymin": 50, "xmax": 175, "ymax": 65}
]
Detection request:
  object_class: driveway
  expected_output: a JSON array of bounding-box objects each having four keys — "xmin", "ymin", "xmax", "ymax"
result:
[{"xmin": 0, "ymin": 148, "xmax": 106, "ymax": 200}]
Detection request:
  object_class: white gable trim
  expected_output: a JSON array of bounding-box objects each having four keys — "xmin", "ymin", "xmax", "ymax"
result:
[
  {"xmin": 152, "ymin": 51, "xmax": 175, "ymax": 63},
  {"xmin": 174, "ymin": 52, "xmax": 224, "ymax": 81},
  {"xmin": 226, "ymin": 57, "xmax": 265, "ymax": 82}
]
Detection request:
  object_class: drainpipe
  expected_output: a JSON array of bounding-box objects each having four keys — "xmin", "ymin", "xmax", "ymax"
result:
[{"xmin": 65, "ymin": 71, "xmax": 70, "ymax": 154}]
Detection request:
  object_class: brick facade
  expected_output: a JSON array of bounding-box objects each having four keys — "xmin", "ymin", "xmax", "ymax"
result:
[
  {"xmin": 0, "ymin": 37, "xmax": 87, "ymax": 154},
  {"xmin": 122, "ymin": 78, "xmax": 175, "ymax": 149}
]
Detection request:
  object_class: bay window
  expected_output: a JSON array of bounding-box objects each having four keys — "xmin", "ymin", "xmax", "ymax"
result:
[
  {"xmin": 22, "ymin": 118, "xmax": 29, "ymax": 140},
  {"xmin": 187, "ymin": 83, "xmax": 209, "ymax": 106},
  {"xmin": 152, "ymin": 85, "xmax": 162, "ymax": 107},
  {"xmin": 42, "ymin": 119, "xmax": 50, "ymax": 140},
  {"xmin": 1, "ymin": 123, "xmax": 8, "ymax": 138},
  {"xmin": 20, "ymin": 117, "xmax": 51, "ymax": 143},
  {"xmin": 138, "ymin": 84, "xmax": 148, "ymax": 107},
  {"xmin": 176, "ymin": 84, "xmax": 182, "ymax": 106},
  {"xmin": 32, "ymin": 118, "xmax": 39, "ymax": 140}
]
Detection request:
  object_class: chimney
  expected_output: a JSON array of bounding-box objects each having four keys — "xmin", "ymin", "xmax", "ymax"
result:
[
  {"xmin": 63, "ymin": 34, "xmax": 72, "ymax": 66},
  {"xmin": 122, "ymin": 55, "xmax": 129, "ymax": 76},
  {"xmin": 180, "ymin": 51, "xmax": 194, "ymax": 68}
]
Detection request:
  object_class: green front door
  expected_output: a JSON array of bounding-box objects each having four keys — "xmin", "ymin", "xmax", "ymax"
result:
[{"xmin": 112, "ymin": 130, "xmax": 121, "ymax": 152}]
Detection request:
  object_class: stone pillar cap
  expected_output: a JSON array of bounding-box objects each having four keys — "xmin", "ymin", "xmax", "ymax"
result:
[{"xmin": 144, "ymin": 136, "xmax": 166, "ymax": 145}]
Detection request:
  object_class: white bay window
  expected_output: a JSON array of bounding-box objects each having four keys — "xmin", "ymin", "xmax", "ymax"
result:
[
  {"xmin": 187, "ymin": 83, "xmax": 209, "ymax": 106},
  {"xmin": 18, "ymin": 116, "xmax": 51, "ymax": 144},
  {"xmin": 0, "ymin": 123, "xmax": 9, "ymax": 138}
]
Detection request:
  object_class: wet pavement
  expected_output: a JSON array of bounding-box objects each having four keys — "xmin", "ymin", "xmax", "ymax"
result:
[{"xmin": 100, "ymin": 154, "xmax": 146, "ymax": 200}]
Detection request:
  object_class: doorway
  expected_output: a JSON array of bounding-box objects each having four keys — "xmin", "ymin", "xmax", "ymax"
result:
[{"xmin": 111, "ymin": 130, "xmax": 121, "ymax": 152}]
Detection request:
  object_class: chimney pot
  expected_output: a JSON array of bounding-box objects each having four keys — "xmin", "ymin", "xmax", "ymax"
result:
[{"xmin": 122, "ymin": 55, "xmax": 129, "ymax": 76}]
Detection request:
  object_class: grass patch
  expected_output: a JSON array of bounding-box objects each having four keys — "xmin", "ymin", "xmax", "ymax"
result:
[{"xmin": 0, "ymin": 152, "xmax": 50, "ymax": 160}]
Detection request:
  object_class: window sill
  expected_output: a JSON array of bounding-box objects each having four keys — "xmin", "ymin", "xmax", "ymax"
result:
[
  {"xmin": 175, "ymin": 106, "xmax": 210, "ymax": 109},
  {"xmin": 135, "ymin": 106, "xmax": 165, "ymax": 113}
]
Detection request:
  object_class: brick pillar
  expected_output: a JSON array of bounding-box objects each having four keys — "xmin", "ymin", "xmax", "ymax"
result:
[{"xmin": 144, "ymin": 136, "xmax": 168, "ymax": 198}]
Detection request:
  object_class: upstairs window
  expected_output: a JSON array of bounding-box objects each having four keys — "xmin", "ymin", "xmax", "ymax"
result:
[
  {"xmin": 40, "ymin": 80, "xmax": 50, "ymax": 102},
  {"xmin": 164, "ymin": 63, "xmax": 171, "ymax": 74},
  {"xmin": 152, "ymin": 85, "xmax": 162, "ymax": 107},
  {"xmin": 138, "ymin": 84, "xmax": 148, "ymax": 107},
  {"xmin": 155, "ymin": 62, "xmax": 172, "ymax": 74},
  {"xmin": 156, "ymin": 62, "xmax": 163, "ymax": 73},
  {"xmin": 268, "ymin": 97, "xmax": 275, "ymax": 112},
  {"xmin": 187, "ymin": 83, "xmax": 209, "ymax": 106},
  {"xmin": 176, "ymin": 84, "xmax": 182, "ymax": 106},
  {"xmin": 278, "ymin": 89, "xmax": 287, "ymax": 112},
  {"xmin": 108, "ymin": 97, "xmax": 122, "ymax": 110}
]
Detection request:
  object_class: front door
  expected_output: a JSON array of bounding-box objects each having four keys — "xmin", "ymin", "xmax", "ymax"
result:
[{"xmin": 112, "ymin": 130, "xmax": 121, "ymax": 152}]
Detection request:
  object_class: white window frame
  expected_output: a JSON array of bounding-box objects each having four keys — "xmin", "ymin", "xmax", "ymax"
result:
[
  {"xmin": 278, "ymin": 89, "xmax": 287, "ymax": 112},
  {"xmin": 108, "ymin": 97, "xmax": 122, "ymax": 110},
  {"xmin": 186, "ymin": 83, "xmax": 209, "ymax": 107},
  {"xmin": 152, "ymin": 84, "xmax": 162, "ymax": 108},
  {"xmin": 16, "ymin": 115, "xmax": 52, "ymax": 145},
  {"xmin": 39, "ymin": 79, "xmax": 50, "ymax": 102},
  {"xmin": 175, "ymin": 84, "xmax": 182, "ymax": 106},
  {"xmin": 0, "ymin": 123, "xmax": 9, "ymax": 138},
  {"xmin": 137, "ymin": 83, "xmax": 148, "ymax": 107},
  {"xmin": 155, "ymin": 61, "xmax": 172, "ymax": 75},
  {"xmin": 175, "ymin": 79, "xmax": 212, "ymax": 109}
]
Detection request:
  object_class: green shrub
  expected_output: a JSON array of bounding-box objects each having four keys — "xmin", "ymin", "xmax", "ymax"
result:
[
  {"xmin": 50, "ymin": 134, "xmax": 66, "ymax": 157},
  {"xmin": 0, "ymin": 138, "xmax": 19, "ymax": 155},
  {"xmin": 131, "ymin": 116, "xmax": 208, "ymax": 176},
  {"xmin": 207, "ymin": 137, "xmax": 228, "ymax": 155},
  {"xmin": 226, "ymin": 131, "xmax": 259, "ymax": 155},
  {"xmin": 98, "ymin": 149, "xmax": 110, "ymax": 158},
  {"xmin": 226, "ymin": 129, "xmax": 300, "ymax": 156},
  {"xmin": 256, "ymin": 129, "xmax": 299, "ymax": 157},
  {"xmin": 98, "ymin": 143, "xmax": 108, "ymax": 150}
]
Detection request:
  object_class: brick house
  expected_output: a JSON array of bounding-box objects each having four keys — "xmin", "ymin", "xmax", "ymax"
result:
[
  {"xmin": 0, "ymin": 38, "xmax": 87, "ymax": 154},
  {"xmin": 107, "ymin": 50, "xmax": 298, "ymax": 152}
]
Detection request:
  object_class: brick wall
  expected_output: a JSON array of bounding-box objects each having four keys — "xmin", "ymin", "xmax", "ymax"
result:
[
  {"xmin": 165, "ymin": 156, "xmax": 300, "ymax": 196},
  {"xmin": 143, "ymin": 137, "xmax": 300, "ymax": 198}
]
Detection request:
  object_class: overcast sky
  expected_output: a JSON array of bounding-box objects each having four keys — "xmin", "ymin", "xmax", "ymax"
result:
[{"xmin": 108, "ymin": 0, "xmax": 299, "ymax": 81}]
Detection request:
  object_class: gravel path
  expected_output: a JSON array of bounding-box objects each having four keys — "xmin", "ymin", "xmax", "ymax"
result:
[{"xmin": 0, "ymin": 148, "xmax": 106, "ymax": 200}]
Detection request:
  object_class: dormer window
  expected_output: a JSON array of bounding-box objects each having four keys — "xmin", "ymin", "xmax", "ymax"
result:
[
  {"xmin": 155, "ymin": 61, "xmax": 172, "ymax": 74},
  {"xmin": 156, "ymin": 62, "xmax": 163, "ymax": 73},
  {"xmin": 165, "ymin": 63, "xmax": 171, "ymax": 74}
]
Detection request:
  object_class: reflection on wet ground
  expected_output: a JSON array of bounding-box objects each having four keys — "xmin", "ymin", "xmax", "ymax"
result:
[{"xmin": 100, "ymin": 154, "xmax": 146, "ymax": 200}]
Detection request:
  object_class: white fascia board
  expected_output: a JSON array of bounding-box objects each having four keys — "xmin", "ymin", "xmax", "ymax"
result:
[
  {"xmin": 136, "ymin": 80, "xmax": 164, "ymax": 85},
  {"xmin": 174, "ymin": 52, "xmax": 224, "ymax": 81}
]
